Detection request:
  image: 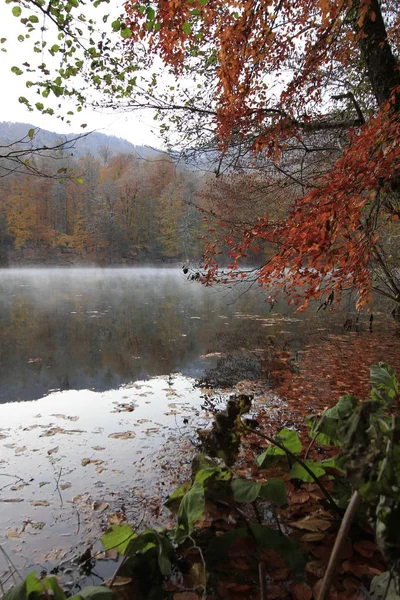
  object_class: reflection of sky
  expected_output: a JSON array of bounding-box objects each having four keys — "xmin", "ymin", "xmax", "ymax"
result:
[{"xmin": 0, "ymin": 375, "xmax": 204, "ymax": 581}]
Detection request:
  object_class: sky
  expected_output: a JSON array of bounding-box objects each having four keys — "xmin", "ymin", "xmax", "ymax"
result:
[{"xmin": 0, "ymin": 1, "xmax": 163, "ymax": 148}]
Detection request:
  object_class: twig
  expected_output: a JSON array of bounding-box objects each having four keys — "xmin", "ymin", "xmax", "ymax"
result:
[
  {"xmin": 0, "ymin": 545, "xmax": 23, "ymax": 584},
  {"xmin": 259, "ymin": 561, "xmax": 267, "ymax": 600},
  {"xmin": 188, "ymin": 536, "xmax": 207, "ymax": 600},
  {"xmin": 54, "ymin": 468, "xmax": 63, "ymax": 508},
  {"xmin": 317, "ymin": 490, "xmax": 360, "ymax": 600}
]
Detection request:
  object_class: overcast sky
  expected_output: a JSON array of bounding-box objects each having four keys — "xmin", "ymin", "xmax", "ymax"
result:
[{"xmin": 0, "ymin": 1, "xmax": 162, "ymax": 148}]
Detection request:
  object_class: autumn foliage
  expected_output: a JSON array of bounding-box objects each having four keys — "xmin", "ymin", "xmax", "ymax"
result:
[{"xmin": 123, "ymin": 0, "xmax": 400, "ymax": 309}]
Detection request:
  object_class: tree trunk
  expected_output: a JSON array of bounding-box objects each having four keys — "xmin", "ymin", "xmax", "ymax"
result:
[{"xmin": 354, "ymin": 0, "xmax": 400, "ymax": 109}]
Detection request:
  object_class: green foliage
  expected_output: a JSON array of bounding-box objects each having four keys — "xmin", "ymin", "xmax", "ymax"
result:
[
  {"xmin": 290, "ymin": 459, "xmax": 326, "ymax": 482},
  {"xmin": 256, "ymin": 428, "xmax": 302, "ymax": 468},
  {"xmin": 101, "ymin": 523, "xmax": 136, "ymax": 554},
  {"xmin": 308, "ymin": 362, "xmax": 400, "ymax": 563}
]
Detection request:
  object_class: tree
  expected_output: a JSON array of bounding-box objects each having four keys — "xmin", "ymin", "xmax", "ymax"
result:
[
  {"xmin": 117, "ymin": 0, "xmax": 400, "ymax": 309},
  {"xmin": 7, "ymin": 0, "xmax": 400, "ymax": 308}
]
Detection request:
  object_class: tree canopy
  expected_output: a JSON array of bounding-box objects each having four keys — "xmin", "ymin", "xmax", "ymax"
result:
[{"xmin": 6, "ymin": 0, "xmax": 400, "ymax": 308}]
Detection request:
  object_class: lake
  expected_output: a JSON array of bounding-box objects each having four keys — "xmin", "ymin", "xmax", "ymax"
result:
[{"xmin": 0, "ymin": 268, "xmax": 399, "ymax": 590}]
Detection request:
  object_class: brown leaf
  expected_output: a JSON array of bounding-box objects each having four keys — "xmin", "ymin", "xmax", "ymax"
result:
[
  {"xmin": 300, "ymin": 532, "xmax": 326, "ymax": 542},
  {"xmin": 108, "ymin": 431, "xmax": 136, "ymax": 440},
  {"xmin": 341, "ymin": 560, "xmax": 382, "ymax": 578},
  {"xmin": 291, "ymin": 582, "xmax": 313, "ymax": 600},
  {"xmin": 270, "ymin": 567, "xmax": 290, "ymax": 581},
  {"xmin": 173, "ymin": 594, "xmax": 199, "ymax": 600},
  {"xmin": 343, "ymin": 577, "xmax": 362, "ymax": 593},
  {"xmin": 305, "ymin": 560, "xmax": 325, "ymax": 579},
  {"xmin": 6, "ymin": 528, "xmax": 21, "ymax": 539},
  {"xmin": 312, "ymin": 580, "xmax": 338, "ymax": 600},
  {"xmin": 92, "ymin": 500, "xmax": 109, "ymax": 511},
  {"xmin": 47, "ymin": 446, "xmax": 59, "ymax": 455},
  {"xmin": 291, "ymin": 515, "xmax": 334, "ymax": 532},
  {"xmin": 108, "ymin": 512, "xmax": 125, "ymax": 525},
  {"xmin": 31, "ymin": 500, "xmax": 49, "ymax": 506},
  {"xmin": 60, "ymin": 482, "xmax": 72, "ymax": 490},
  {"xmin": 353, "ymin": 539, "xmax": 378, "ymax": 558},
  {"xmin": 289, "ymin": 491, "xmax": 310, "ymax": 504}
]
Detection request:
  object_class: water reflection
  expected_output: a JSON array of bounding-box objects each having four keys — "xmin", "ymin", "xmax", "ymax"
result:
[
  {"xmin": 0, "ymin": 268, "xmax": 397, "ymax": 403},
  {"xmin": 0, "ymin": 268, "xmax": 271, "ymax": 402}
]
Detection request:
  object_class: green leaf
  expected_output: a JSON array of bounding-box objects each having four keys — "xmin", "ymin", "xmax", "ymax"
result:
[
  {"xmin": 28, "ymin": 15, "xmax": 38, "ymax": 23},
  {"xmin": 256, "ymin": 428, "xmax": 302, "ymax": 468},
  {"xmin": 164, "ymin": 481, "xmax": 192, "ymax": 508},
  {"xmin": 101, "ymin": 524, "xmax": 136, "ymax": 555},
  {"xmin": 12, "ymin": 6, "xmax": 22, "ymax": 17},
  {"xmin": 259, "ymin": 479, "xmax": 287, "ymax": 506},
  {"xmin": 121, "ymin": 27, "xmax": 132, "ymax": 39},
  {"xmin": 28, "ymin": 128, "xmax": 34, "ymax": 140},
  {"xmin": 175, "ymin": 481, "xmax": 205, "ymax": 543},
  {"xmin": 231, "ymin": 478, "xmax": 261, "ymax": 503},
  {"xmin": 70, "ymin": 587, "xmax": 112, "ymax": 600},
  {"xmin": 41, "ymin": 578, "xmax": 66, "ymax": 600},
  {"xmin": 182, "ymin": 21, "xmax": 191, "ymax": 35},
  {"xmin": 290, "ymin": 460, "xmax": 326, "ymax": 482},
  {"xmin": 11, "ymin": 66, "xmax": 23, "ymax": 75},
  {"xmin": 35, "ymin": 102, "xmax": 44, "ymax": 110},
  {"xmin": 75, "ymin": 177, "xmax": 84, "ymax": 184},
  {"xmin": 111, "ymin": 20, "xmax": 121, "ymax": 32},
  {"xmin": 370, "ymin": 363, "xmax": 398, "ymax": 400}
]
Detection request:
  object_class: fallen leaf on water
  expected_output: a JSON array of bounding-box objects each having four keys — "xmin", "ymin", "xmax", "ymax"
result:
[
  {"xmin": 31, "ymin": 500, "xmax": 49, "ymax": 506},
  {"xmin": 6, "ymin": 528, "xmax": 21, "ymax": 539},
  {"xmin": 0, "ymin": 498, "xmax": 24, "ymax": 503},
  {"xmin": 108, "ymin": 431, "xmax": 136, "ymax": 440},
  {"xmin": 108, "ymin": 512, "xmax": 125, "ymax": 525},
  {"xmin": 51, "ymin": 414, "xmax": 79, "ymax": 421},
  {"xmin": 15, "ymin": 446, "xmax": 27, "ymax": 454},
  {"xmin": 96, "ymin": 467, "xmax": 106, "ymax": 474},
  {"xmin": 60, "ymin": 482, "xmax": 72, "ymax": 490},
  {"xmin": 92, "ymin": 500, "xmax": 109, "ymax": 511},
  {"xmin": 0, "ymin": 433, "xmax": 8, "ymax": 440},
  {"xmin": 92, "ymin": 446, "xmax": 105, "ymax": 451},
  {"xmin": 27, "ymin": 521, "xmax": 46, "ymax": 531},
  {"xmin": 82, "ymin": 458, "xmax": 104, "ymax": 467},
  {"xmin": 47, "ymin": 446, "xmax": 59, "ymax": 455},
  {"xmin": 40, "ymin": 427, "xmax": 83, "ymax": 437},
  {"xmin": 39, "ymin": 482, "xmax": 50, "ymax": 488}
]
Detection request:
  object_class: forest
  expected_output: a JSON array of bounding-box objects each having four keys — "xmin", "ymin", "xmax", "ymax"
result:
[
  {"xmin": 0, "ymin": 141, "xmax": 206, "ymax": 265},
  {"xmin": 1, "ymin": 0, "xmax": 400, "ymax": 599}
]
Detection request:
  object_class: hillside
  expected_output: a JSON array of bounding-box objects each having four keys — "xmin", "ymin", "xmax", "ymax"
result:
[{"xmin": 0, "ymin": 121, "xmax": 162, "ymax": 160}]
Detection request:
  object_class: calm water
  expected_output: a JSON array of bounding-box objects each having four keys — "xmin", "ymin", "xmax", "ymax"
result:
[{"xmin": 0, "ymin": 268, "xmax": 399, "ymax": 588}]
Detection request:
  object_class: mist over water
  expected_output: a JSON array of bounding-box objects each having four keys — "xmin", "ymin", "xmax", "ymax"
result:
[{"xmin": 0, "ymin": 268, "xmax": 279, "ymax": 403}]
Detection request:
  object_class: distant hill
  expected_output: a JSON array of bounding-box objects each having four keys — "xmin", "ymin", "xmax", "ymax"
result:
[{"xmin": 0, "ymin": 121, "xmax": 163, "ymax": 161}]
